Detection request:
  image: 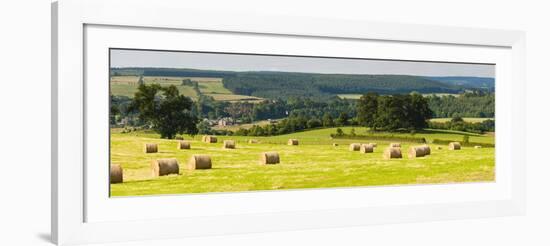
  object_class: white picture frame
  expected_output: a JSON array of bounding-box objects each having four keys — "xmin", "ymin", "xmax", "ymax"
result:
[{"xmin": 52, "ymin": 0, "xmax": 526, "ymax": 245}]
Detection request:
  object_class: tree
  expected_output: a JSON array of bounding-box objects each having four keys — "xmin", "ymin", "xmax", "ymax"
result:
[
  {"xmin": 137, "ymin": 75, "xmax": 144, "ymax": 86},
  {"xmin": 129, "ymin": 84, "xmax": 198, "ymax": 139},
  {"xmin": 335, "ymin": 128, "xmax": 344, "ymax": 136},
  {"xmin": 322, "ymin": 112, "xmax": 334, "ymax": 127},
  {"xmin": 451, "ymin": 116, "xmax": 464, "ymax": 123},
  {"xmin": 307, "ymin": 118, "xmax": 322, "ymax": 128},
  {"xmin": 408, "ymin": 93, "xmax": 433, "ymax": 129},
  {"xmin": 336, "ymin": 112, "xmax": 349, "ymax": 126},
  {"xmin": 463, "ymin": 135, "xmax": 470, "ymax": 143},
  {"xmin": 357, "ymin": 92, "xmax": 379, "ymax": 127},
  {"xmin": 196, "ymin": 120, "xmax": 212, "ymax": 135}
]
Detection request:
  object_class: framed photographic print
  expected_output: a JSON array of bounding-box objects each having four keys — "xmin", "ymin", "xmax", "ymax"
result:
[{"xmin": 52, "ymin": 0, "xmax": 526, "ymax": 245}]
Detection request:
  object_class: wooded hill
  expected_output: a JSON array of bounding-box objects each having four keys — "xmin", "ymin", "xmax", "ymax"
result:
[{"xmin": 111, "ymin": 67, "xmax": 493, "ymax": 99}]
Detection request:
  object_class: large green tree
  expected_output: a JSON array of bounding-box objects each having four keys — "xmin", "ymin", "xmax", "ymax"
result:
[
  {"xmin": 130, "ymin": 84, "xmax": 198, "ymax": 139},
  {"xmin": 356, "ymin": 93, "xmax": 432, "ymax": 131},
  {"xmin": 356, "ymin": 92, "xmax": 379, "ymax": 127}
]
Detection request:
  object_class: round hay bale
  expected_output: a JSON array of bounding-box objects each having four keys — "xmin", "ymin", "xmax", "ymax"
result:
[
  {"xmin": 260, "ymin": 152, "xmax": 280, "ymax": 165},
  {"xmin": 360, "ymin": 144, "xmax": 374, "ymax": 153},
  {"xmin": 175, "ymin": 136, "xmax": 184, "ymax": 140},
  {"xmin": 144, "ymin": 143, "xmax": 158, "ymax": 153},
  {"xmin": 203, "ymin": 135, "xmax": 217, "ymax": 143},
  {"xmin": 422, "ymin": 144, "xmax": 431, "ymax": 155},
  {"xmin": 333, "ymin": 143, "xmax": 339, "ymax": 147},
  {"xmin": 474, "ymin": 145, "xmax": 482, "ymax": 149},
  {"xmin": 187, "ymin": 155, "xmax": 212, "ymax": 170},
  {"xmin": 287, "ymin": 139, "xmax": 299, "ymax": 145},
  {"xmin": 177, "ymin": 140, "xmax": 191, "ymax": 149},
  {"xmin": 223, "ymin": 140, "xmax": 236, "ymax": 149},
  {"xmin": 383, "ymin": 147, "xmax": 402, "ymax": 159},
  {"xmin": 449, "ymin": 142, "xmax": 461, "ymax": 150},
  {"xmin": 110, "ymin": 164, "xmax": 123, "ymax": 184},
  {"xmin": 248, "ymin": 139, "xmax": 259, "ymax": 144},
  {"xmin": 349, "ymin": 143, "xmax": 361, "ymax": 151},
  {"xmin": 408, "ymin": 146, "xmax": 428, "ymax": 158},
  {"xmin": 389, "ymin": 143, "xmax": 401, "ymax": 148},
  {"xmin": 151, "ymin": 158, "xmax": 179, "ymax": 176}
]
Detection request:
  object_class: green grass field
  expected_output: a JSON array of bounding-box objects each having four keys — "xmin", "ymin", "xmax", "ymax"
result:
[{"xmin": 110, "ymin": 127, "xmax": 495, "ymax": 196}]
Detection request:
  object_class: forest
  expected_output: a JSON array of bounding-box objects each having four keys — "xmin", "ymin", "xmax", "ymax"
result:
[{"xmin": 110, "ymin": 67, "xmax": 496, "ymax": 99}]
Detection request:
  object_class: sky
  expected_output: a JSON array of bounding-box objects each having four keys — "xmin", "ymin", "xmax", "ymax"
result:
[{"xmin": 110, "ymin": 49, "xmax": 495, "ymax": 78}]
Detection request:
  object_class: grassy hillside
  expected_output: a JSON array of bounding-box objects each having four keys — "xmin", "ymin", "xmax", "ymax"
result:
[
  {"xmin": 110, "ymin": 76, "xmax": 199, "ymax": 99},
  {"xmin": 110, "ymin": 127, "xmax": 494, "ymax": 196},
  {"xmin": 110, "ymin": 68, "xmax": 494, "ymax": 100},
  {"xmin": 110, "ymin": 75, "xmax": 264, "ymax": 102}
]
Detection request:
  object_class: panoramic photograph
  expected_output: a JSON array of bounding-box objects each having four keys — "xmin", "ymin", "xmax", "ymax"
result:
[{"xmin": 109, "ymin": 49, "xmax": 495, "ymax": 197}]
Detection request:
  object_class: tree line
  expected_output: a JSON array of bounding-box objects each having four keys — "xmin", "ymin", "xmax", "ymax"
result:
[
  {"xmin": 427, "ymin": 92, "xmax": 494, "ymax": 118},
  {"xmin": 428, "ymin": 116, "xmax": 495, "ymax": 134},
  {"xmin": 111, "ymin": 84, "xmax": 495, "ymax": 138}
]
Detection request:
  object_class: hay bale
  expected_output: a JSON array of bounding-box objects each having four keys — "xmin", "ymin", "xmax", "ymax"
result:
[
  {"xmin": 449, "ymin": 142, "xmax": 461, "ymax": 150},
  {"xmin": 260, "ymin": 152, "xmax": 280, "ymax": 165},
  {"xmin": 333, "ymin": 143, "xmax": 339, "ymax": 147},
  {"xmin": 151, "ymin": 158, "xmax": 179, "ymax": 176},
  {"xmin": 389, "ymin": 143, "xmax": 401, "ymax": 148},
  {"xmin": 223, "ymin": 140, "xmax": 236, "ymax": 149},
  {"xmin": 383, "ymin": 147, "xmax": 402, "ymax": 159},
  {"xmin": 177, "ymin": 140, "xmax": 191, "ymax": 149},
  {"xmin": 360, "ymin": 144, "xmax": 374, "ymax": 153},
  {"xmin": 287, "ymin": 139, "xmax": 299, "ymax": 145},
  {"xmin": 474, "ymin": 145, "xmax": 482, "ymax": 149},
  {"xmin": 248, "ymin": 139, "xmax": 259, "ymax": 144},
  {"xmin": 408, "ymin": 146, "xmax": 428, "ymax": 158},
  {"xmin": 175, "ymin": 136, "xmax": 184, "ymax": 140},
  {"xmin": 422, "ymin": 144, "xmax": 431, "ymax": 155},
  {"xmin": 203, "ymin": 135, "xmax": 217, "ymax": 143},
  {"xmin": 110, "ymin": 164, "xmax": 123, "ymax": 184},
  {"xmin": 144, "ymin": 143, "xmax": 158, "ymax": 153},
  {"xmin": 349, "ymin": 143, "xmax": 361, "ymax": 151},
  {"xmin": 187, "ymin": 155, "xmax": 212, "ymax": 170}
]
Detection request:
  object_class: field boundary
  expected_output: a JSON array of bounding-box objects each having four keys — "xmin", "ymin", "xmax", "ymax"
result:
[
  {"xmin": 330, "ymin": 134, "xmax": 427, "ymax": 143},
  {"xmin": 431, "ymin": 139, "xmax": 495, "ymax": 147}
]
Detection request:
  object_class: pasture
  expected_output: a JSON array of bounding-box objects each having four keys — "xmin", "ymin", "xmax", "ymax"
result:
[{"xmin": 110, "ymin": 127, "xmax": 495, "ymax": 196}]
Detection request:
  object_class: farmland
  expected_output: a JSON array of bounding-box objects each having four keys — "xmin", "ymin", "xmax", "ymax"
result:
[
  {"xmin": 110, "ymin": 127, "xmax": 495, "ymax": 196},
  {"xmin": 429, "ymin": 117, "xmax": 494, "ymax": 123},
  {"xmin": 110, "ymin": 75, "xmax": 264, "ymax": 102}
]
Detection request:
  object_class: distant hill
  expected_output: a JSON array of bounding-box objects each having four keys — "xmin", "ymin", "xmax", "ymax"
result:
[
  {"xmin": 425, "ymin": 76, "xmax": 495, "ymax": 90},
  {"xmin": 111, "ymin": 67, "xmax": 492, "ymax": 99}
]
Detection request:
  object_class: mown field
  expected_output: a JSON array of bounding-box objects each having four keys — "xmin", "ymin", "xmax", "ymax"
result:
[
  {"xmin": 110, "ymin": 127, "xmax": 495, "ymax": 196},
  {"xmin": 429, "ymin": 117, "xmax": 494, "ymax": 123},
  {"xmin": 110, "ymin": 76, "xmax": 199, "ymax": 99},
  {"xmin": 110, "ymin": 75, "xmax": 264, "ymax": 102}
]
